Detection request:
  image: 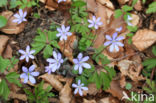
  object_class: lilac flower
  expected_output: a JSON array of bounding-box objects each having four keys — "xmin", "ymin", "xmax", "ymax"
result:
[
  {"xmin": 45, "ymin": 51, "xmax": 64, "ymax": 73},
  {"xmin": 19, "ymin": 46, "xmax": 35, "ymax": 63},
  {"xmin": 12, "ymin": 9, "xmax": 27, "ymax": 24},
  {"xmin": 88, "ymin": 16, "xmax": 103, "ymax": 29},
  {"xmin": 116, "ymin": 27, "xmax": 122, "ymax": 32},
  {"xmin": 58, "ymin": 0, "xmax": 66, "ymax": 3},
  {"xmin": 72, "ymin": 80, "xmax": 88, "ymax": 96},
  {"xmin": 20, "ymin": 65, "xmax": 39, "ymax": 84},
  {"xmin": 104, "ymin": 32, "xmax": 124, "ymax": 52},
  {"xmin": 73, "ymin": 53, "xmax": 91, "ymax": 74},
  {"xmin": 127, "ymin": 15, "xmax": 133, "ymax": 26},
  {"xmin": 56, "ymin": 25, "xmax": 72, "ymax": 41}
]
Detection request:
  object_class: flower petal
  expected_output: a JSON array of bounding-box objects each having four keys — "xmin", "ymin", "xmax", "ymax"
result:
[
  {"xmin": 73, "ymin": 59, "xmax": 78, "ymax": 64},
  {"xmin": 12, "ymin": 19, "xmax": 19, "ymax": 23},
  {"xmin": 66, "ymin": 26, "xmax": 70, "ymax": 31},
  {"xmin": 62, "ymin": 25, "xmax": 66, "ymax": 31},
  {"xmin": 74, "ymin": 64, "xmax": 79, "ymax": 70},
  {"xmin": 88, "ymin": 23, "xmax": 94, "ymax": 28},
  {"xmin": 114, "ymin": 45, "xmax": 119, "ymax": 52},
  {"xmin": 112, "ymin": 32, "xmax": 118, "ymax": 40},
  {"xmin": 25, "ymin": 56, "xmax": 29, "ymax": 62},
  {"xmin": 23, "ymin": 11, "xmax": 27, "ymax": 17},
  {"xmin": 109, "ymin": 44, "xmax": 115, "ymax": 52},
  {"xmin": 116, "ymin": 36, "xmax": 124, "ymax": 41},
  {"xmin": 29, "ymin": 65, "xmax": 35, "ymax": 72},
  {"xmin": 104, "ymin": 41, "xmax": 112, "ymax": 46},
  {"xmin": 116, "ymin": 42, "xmax": 124, "ymax": 47},
  {"xmin": 20, "ymin": 73, "xmax": 27, "ymax": 78},
  {"xmin": 29, "ymin": 54, "xmax": 35, "ymax": 59},
  {"xmin": 19, "ymin": 50, "xmax": 26, "ymax": 54},
  {"xmin": 29, "ymin": 75, "xmax": 36, "ymax": 84},
  {"xmin": 23, "ymin": 76, "xmax": 28, "ymax": 83},
  {"xmin": 31, "ymin": 72, "xmax": 39, "ymax": 76},
  {"xmin": 22, "ymin": 66, "xmax": 28, "ymax": 73},
  {"xmin": 74, "ymin": 88, "xmax": 79, "ymax": 94},
  {"xmin": 78, "ymin": 53, "xmax": 83, "ymax": 60},
  {"xmin": 105, "ymin": 35, "xmax": 112, "ymax": 40},
  {"xmin": 19, "ymin": 9, "xmax": 23, "ymax": 17},
  {"xmin": 78, "ymin": 66, "xmax": 83, "ymax": 74},
  {"xmin": 14, "ymin": 14, "xmax": 20, "ymax": 19},
  {"xmin": 53, "ymin": 51, "xmax": 57, "ymax": 60},
  {"xmin": 81, "ymin": 87, "xmax": 88, "ymax": 91},
  {"xmin": 78, "ymin": 80, "xmax": 81, "ymax": 85},
  {"xmin": 81, "ymin": 56, "xmax": 89, "ymax": 62},
  {"xmin": 20, "ymin": 55, "xmax": 26, "ymax": 60},
  {"xmin": 82, "ymin": 63, "xmax": 91, "ymax": 69},
  {"xmin": 29, "ymin": 50, "xmax": 35, "ymax": 54},
  {"xmin": 47, "ymin": 58, "xmax": 56, "ymax": 63},
  {"xmin": 72, "ymin": 84, "xmax": 78, "ymax": 88},
  {"xmin": 26, "ymin": 45, "xmax": 30, "ymax": 53},
  {"xmin": 79, "ymin": 89, "xmax": 83, "ymax": 96}
]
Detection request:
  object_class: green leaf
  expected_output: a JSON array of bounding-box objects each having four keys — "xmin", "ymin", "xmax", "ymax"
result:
[
  {"xmin": 10, "ymin": 0, "xmax": 17, "ymax": 8},
  {"xmin": 0, "ymin": 79, "xmax": 10, "ymax": 100},
  {"xmin": 6, "ymin": 72, "xmax": 22, "ymax": 87},
  {"xmin": 0, "ymin": 0, "xmax": 7, "ymax": 7},
  {"xmin": 0, "ymin": 16, "xmax": 7, "ymax": 28},
  {"xmin": 132, "ymin": 0, "xmax": 138, "ymax": 6},
  {"xmin": 72, "ymin": 1, "xmax": 86, "ymax": 7},
  {"xmin": 152, "ymin": 46, "xmax": 156, "ymax": 56},
  {"xmin": 48, "ymin": 31, "xmax": 58, "ymax": 41},
  {"xmin": 43, "ymin": 45, "xmax": 53, "ymax": 59},
  {"xmin": 122, "ymin": 5, "xmax": 133, "ymax": 12},
  {"xmin": 33, "ymin": 13, "xmax": 40, "ymax": 19},
  {"xmin": 125, "ymin": 83, "xmax": 132, "ymax": 90},
  {"xmin": 146, "ymin": 1, "xmax": 156, "ymax": 14},
  {"xmin": 143, "ymin": 58, "xmax": 156, "ymax": 69},
  {"xmin": 0, "ymin": 56, "xmax": 10, "ymax": 73},
  {"xmin": 114, "ymin": 9, "xmax": 123, "ymax": 18},
  {"xmin": 127, "ymin": 26, "xmax": 138, "ymax": 32}
]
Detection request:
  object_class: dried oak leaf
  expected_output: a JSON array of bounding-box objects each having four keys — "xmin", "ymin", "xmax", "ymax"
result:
[
  {"xmin": 0, "ymin": 35, "xmax": 9, "ymax": 56},
  {"xmin": 58, "ymin": 34, "xmax": 76, "ymax": 63},
  {"xmin": 9, "ymin": 92, "xmax": 27, "ymax": 101},
  {"xmin": 0, "ymin": 11, "xmax": 26, "ymax": 34},
  {"xmin": 96, "ymin": 0, "xmax": 114, "ymax": 10},
  {"xmin": 86, "ymin": 0, "xmax": 97, "ymax": 13},
  {"xmin": 39, "ymin": 73, "xmax": 63, "ymax": 91},
  {"xmin": 3, "ymin": 44, "xmax": 13, "ymax": 59},
  {"xmin": 59, "ymin": 80, "xmax": 73, "ymax": 103},
  {"xmin": 132, "ymin": 29, "xmax": 156, "ymax": 51},
  {"xmin": 117, "ymin": 0, "xmax": 129, "ymax": 5},
  {"xmin": 87, "ymin": 83, "xmax": 102, "ymax": 95},
  {"xmin": 83, "ymin": 99, "xmax": 96, "ymax": 103},
  {"xmin": 131, "ymin": 13, "xmax": 140, "ymax": 26}
]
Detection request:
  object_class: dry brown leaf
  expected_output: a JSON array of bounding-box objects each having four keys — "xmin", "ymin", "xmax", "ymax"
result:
[
  {"xmin": 0, "ymin": 11, "xmax": 26, "ymax": 34},
  {"xmin": 83, "ymin": 99, "xmax": 96, "ymax": 103},
  {"xmin": 39, "ymin": 74, "xmax": 63, "ymax": 91},
  {"xmin": 117, "ymin": 0, "xmax": 129, "ymax": 5},
  {"xmin": 9, "ymin": 92, "xmax": 27, "ymax": 101},
  {"xmin": 132, "ymin": 29, "xmax": 156, "ymax": 51},
  {"xmin": 98, "ymin": 97, "xmax": 120, "ymax": 103},
  {"xmin": 58, "ymin": 34, "xmax": 76, "ymax": 63},
  {"xmin": 0, "ymin": 35, "xmax": 9, "ymax": 55},
  {"xmin": 96, "ymin": 0, "xmax": 114, "ymax": 9},
  {"xmin": 87, "ymin": 83, "xmax": 102, "ymax": 95},
  {"xmin": 134, "ymin": 0, "xmax": 142, "ymax": 11},
  {"xmin": 131, "ymin": 13, "xmax": 140, "ymax": 26},
  {"xmin": 59, "ymin": 80, "xmax": 73, "ymax": 103},
  {"xmin": 86, "ymin": 0, "xmax": 97, "ymax": 13},
  {"xmin": 3, "ymin": 44, "xmax": 12, "ymax": 59}
]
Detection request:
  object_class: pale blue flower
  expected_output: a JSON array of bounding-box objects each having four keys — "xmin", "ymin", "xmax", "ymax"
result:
[
  {"xmin": 72, "ymin": 80, "xmax": 88, "ymax": 96},
  {"xmin": 116, "ymin": 27, "xmax": 122, "ymax": 32},
  {"xmin": 73, "ymin": 53, "xmax": 91, "ymax": 74},
  {"xmin": 12, "ymin": 9, "xmax": 27, "ymax": 24},
  {"xmin": 45, "ymin": 51, "xmax": 64, "ymax": 73},
  {"xmin": 56, "ymin": 25, "xmax": 72, "ymax": 41},
  {"xmin": 104, "ymin": 32, "xmax": 124, "ymax": 52},
  {"xmin": 19, "ymin": 45, "xmax": 35, "ymax": 63},
  {"xmin": 58, "ymin": 0, "xmax": 66, "ymax": 3},
  {"xmin": 20, "ymin": 65, "xmax": 39, "ymax": 84},
  {"xmin": 88, "ymin": 16, "xmax": 103, "ymax": 29}
]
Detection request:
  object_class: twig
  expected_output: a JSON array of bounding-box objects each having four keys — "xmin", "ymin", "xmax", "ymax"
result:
[{"xmin": 150, "ymin": 68, "xmax": 156, "ymax": 81}]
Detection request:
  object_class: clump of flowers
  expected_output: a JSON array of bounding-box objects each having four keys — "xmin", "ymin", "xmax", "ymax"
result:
[
  {"xmin": 58, "ymin": 0, "xmax": 66, "ymax": 3},
  {"xmin": 20, "ymin": 65, "xmax": 39, "ymax": 84},
  {"xmin": 104, "ymin": 32, "xmax": 124, "ymax": 52},
  {"xmin": 73, "ymin": 53, "xmax": 91, "ymax": 74},
  {"xmin": 45, "ymin": 51, "xmax": 64, "ymax": 74},
  {"xmin": 72, "ymin": 80, "xmax": 88, "ymax": 96},
  {"xmin": 19, "ymin": 45, "xmax": 35, "ymax": 62},
  {"xmin": 12, "ymin": 9, "xmax": 27, "ymax": 24},
  {"xmin": 56, "ymin": 25, "xmax": 72, "ymax": 41},
  {"xmin": 88, "ymin": 16, "xmax": 103, "ymax": 29}
]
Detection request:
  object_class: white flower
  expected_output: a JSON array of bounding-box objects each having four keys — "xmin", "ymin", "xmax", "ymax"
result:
[
  {"xmin": 12, "ymin": 9, "xmax": 27, "ymax": 24},
  {"xmin": 58, "ymin": 0, "xmax": 66, "ymax": 3},
  {"xmin": 19, "ymin": 45, "xmax": 35, "ymax": 62},
  {"xmin": 127, "ymin": 15, "xmax": 133, "ymax": 26},
  {"xmin": 56, "ymin": 25, "xmax": 72, "ymax": 41},
  {"xmin": 73, "ymin": 53, "xmax": 91, "ymax": 74},
  {"xmin": 116, "ymin": 27, "xmax": 122, "ymax": 32},
  {"xmin": 104, "ymin": 32, "xmax": 124, "ymax": 52},
  {"xmin": 88, "ymin": 16, "xmax": 103, "ymax": 29},
  {"xmin": 72, "ymin": 80, "xmax": 88, "ymax": 96},
  {"xmin": 46, "ymin": 51, "xmax": 64, "ymax": 73}
]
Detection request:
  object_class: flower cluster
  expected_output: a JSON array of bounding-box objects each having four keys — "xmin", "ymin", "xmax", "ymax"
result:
[{"xmin": 45, "ymin": 51, "xmax": 64, "ymax": 74}]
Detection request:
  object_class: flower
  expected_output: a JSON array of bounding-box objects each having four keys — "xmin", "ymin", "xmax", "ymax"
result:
[
  {"xmin": 88, "ymin": 16, "xmax": 103, "ymax": 29},
  {"xmin": 56, "ymin": 25, "xmax": 72, "ymax": 41},
  {"xmin": 73, "ymin": 53, "xmax": 91, "ymax": 74},
  {"xmin": 46, "ymin": 51, "xmax": 64, "ymax": 73},
  {"xmin": 72, "ymin": 80, "xmax": 88, "ymax": 96},
  {"xmin": 104, "ymin": 32, "xmax": 124, "ymax": 52},
  {"xmin": 19, "ymin": 45, "xmax": 35, "ymax": 62},
  {"xmin": 127, "ymin": 15, "xmax": 133, "ymax": 26},
  {"xmin": 12, "ymin": 9, "xmax": 27, "ymax": 24},
  {"xmin": 20, "ymin": 65, "xmax": 39, "ymax": 84},
  {"xmin": 58, "ymin": 0, "xmax": 66, "ymax": 3},
  {"xmin": 116, "ymin": 27, "xmax": 122, "ymax": 32}
]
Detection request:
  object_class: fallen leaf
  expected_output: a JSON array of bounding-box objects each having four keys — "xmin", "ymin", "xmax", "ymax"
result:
[
  {"xmin": 83, "ymin": 99, "xmax": 96, "ymax": 103},
  {"xmin": 134, "ymin": 0, "xmax": 142, "ymax": 11},
  {"xmin": 132, "ymin": 29, "xmax": 156, "ymax": 51},
  {"xmin": 86, "ymin": 0, "xmax": 97, "ymax": 13},
  {"xmin": 9, "ymin": 92, "xmax": 27, "ymax": 101},
  {"xmin": 97, "ymin": 0, "xmax": 114, "ymax": 10},
  {"xmin": 131, "ymin": 13, "xmax": 140, "ymax": 26},
  {"xmin": 3, "ymin": 44, "xmax": 12, "ymax": 59},
  {"xmin": 58, "ymin": 34, "xmax": 76, "ymax": 63},
  {"xmin": 98, "ymin": 97, "xmax": 120, "ymax": 103},
  {"xmin": 39, "ymin": 74, "xmax": 63, "ymax": 91},
  {"xmin": 117, "ymin": 0, "xmax": 129, "ymax": 5},
  {"xmin": 87, "ymin": 83, "xmax": 102, "ymax": 95},
  {"xmin": 59, "ymin": 79, "xmax": 73, "ymax": 103},
  {"xmin": 0, "ymin": 35, "xmax": 9, "ymax": 55}
]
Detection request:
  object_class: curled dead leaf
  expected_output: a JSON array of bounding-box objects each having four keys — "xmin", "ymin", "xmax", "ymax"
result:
[
  {"xmin": 3, "ymin": 44, "xmax": 12, "ymax": 59},
  {"xmin": 9, "ymin": 92, "xmax": 27, "ymax": 101},
  {"xmin": 117, "ymin": 0, "xmax": 129, "ymax": 5},
  {"xmin": 0, "ymin": 35, "xmax": 9, "ymax": 55},
  {"xmin": 96, "ymin": 0, "xmax": 114, "ymax": 10},
  {"xmin": 58, "ymin": 34, "xmax": 76, "ymax": 63},
  {"xmin": 39, "ymin": 74, "xmax": 63, "ymax": 91},
  {"xmin": 132, "ymin": 29, "xmax": 156, "ymax": 51}
]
